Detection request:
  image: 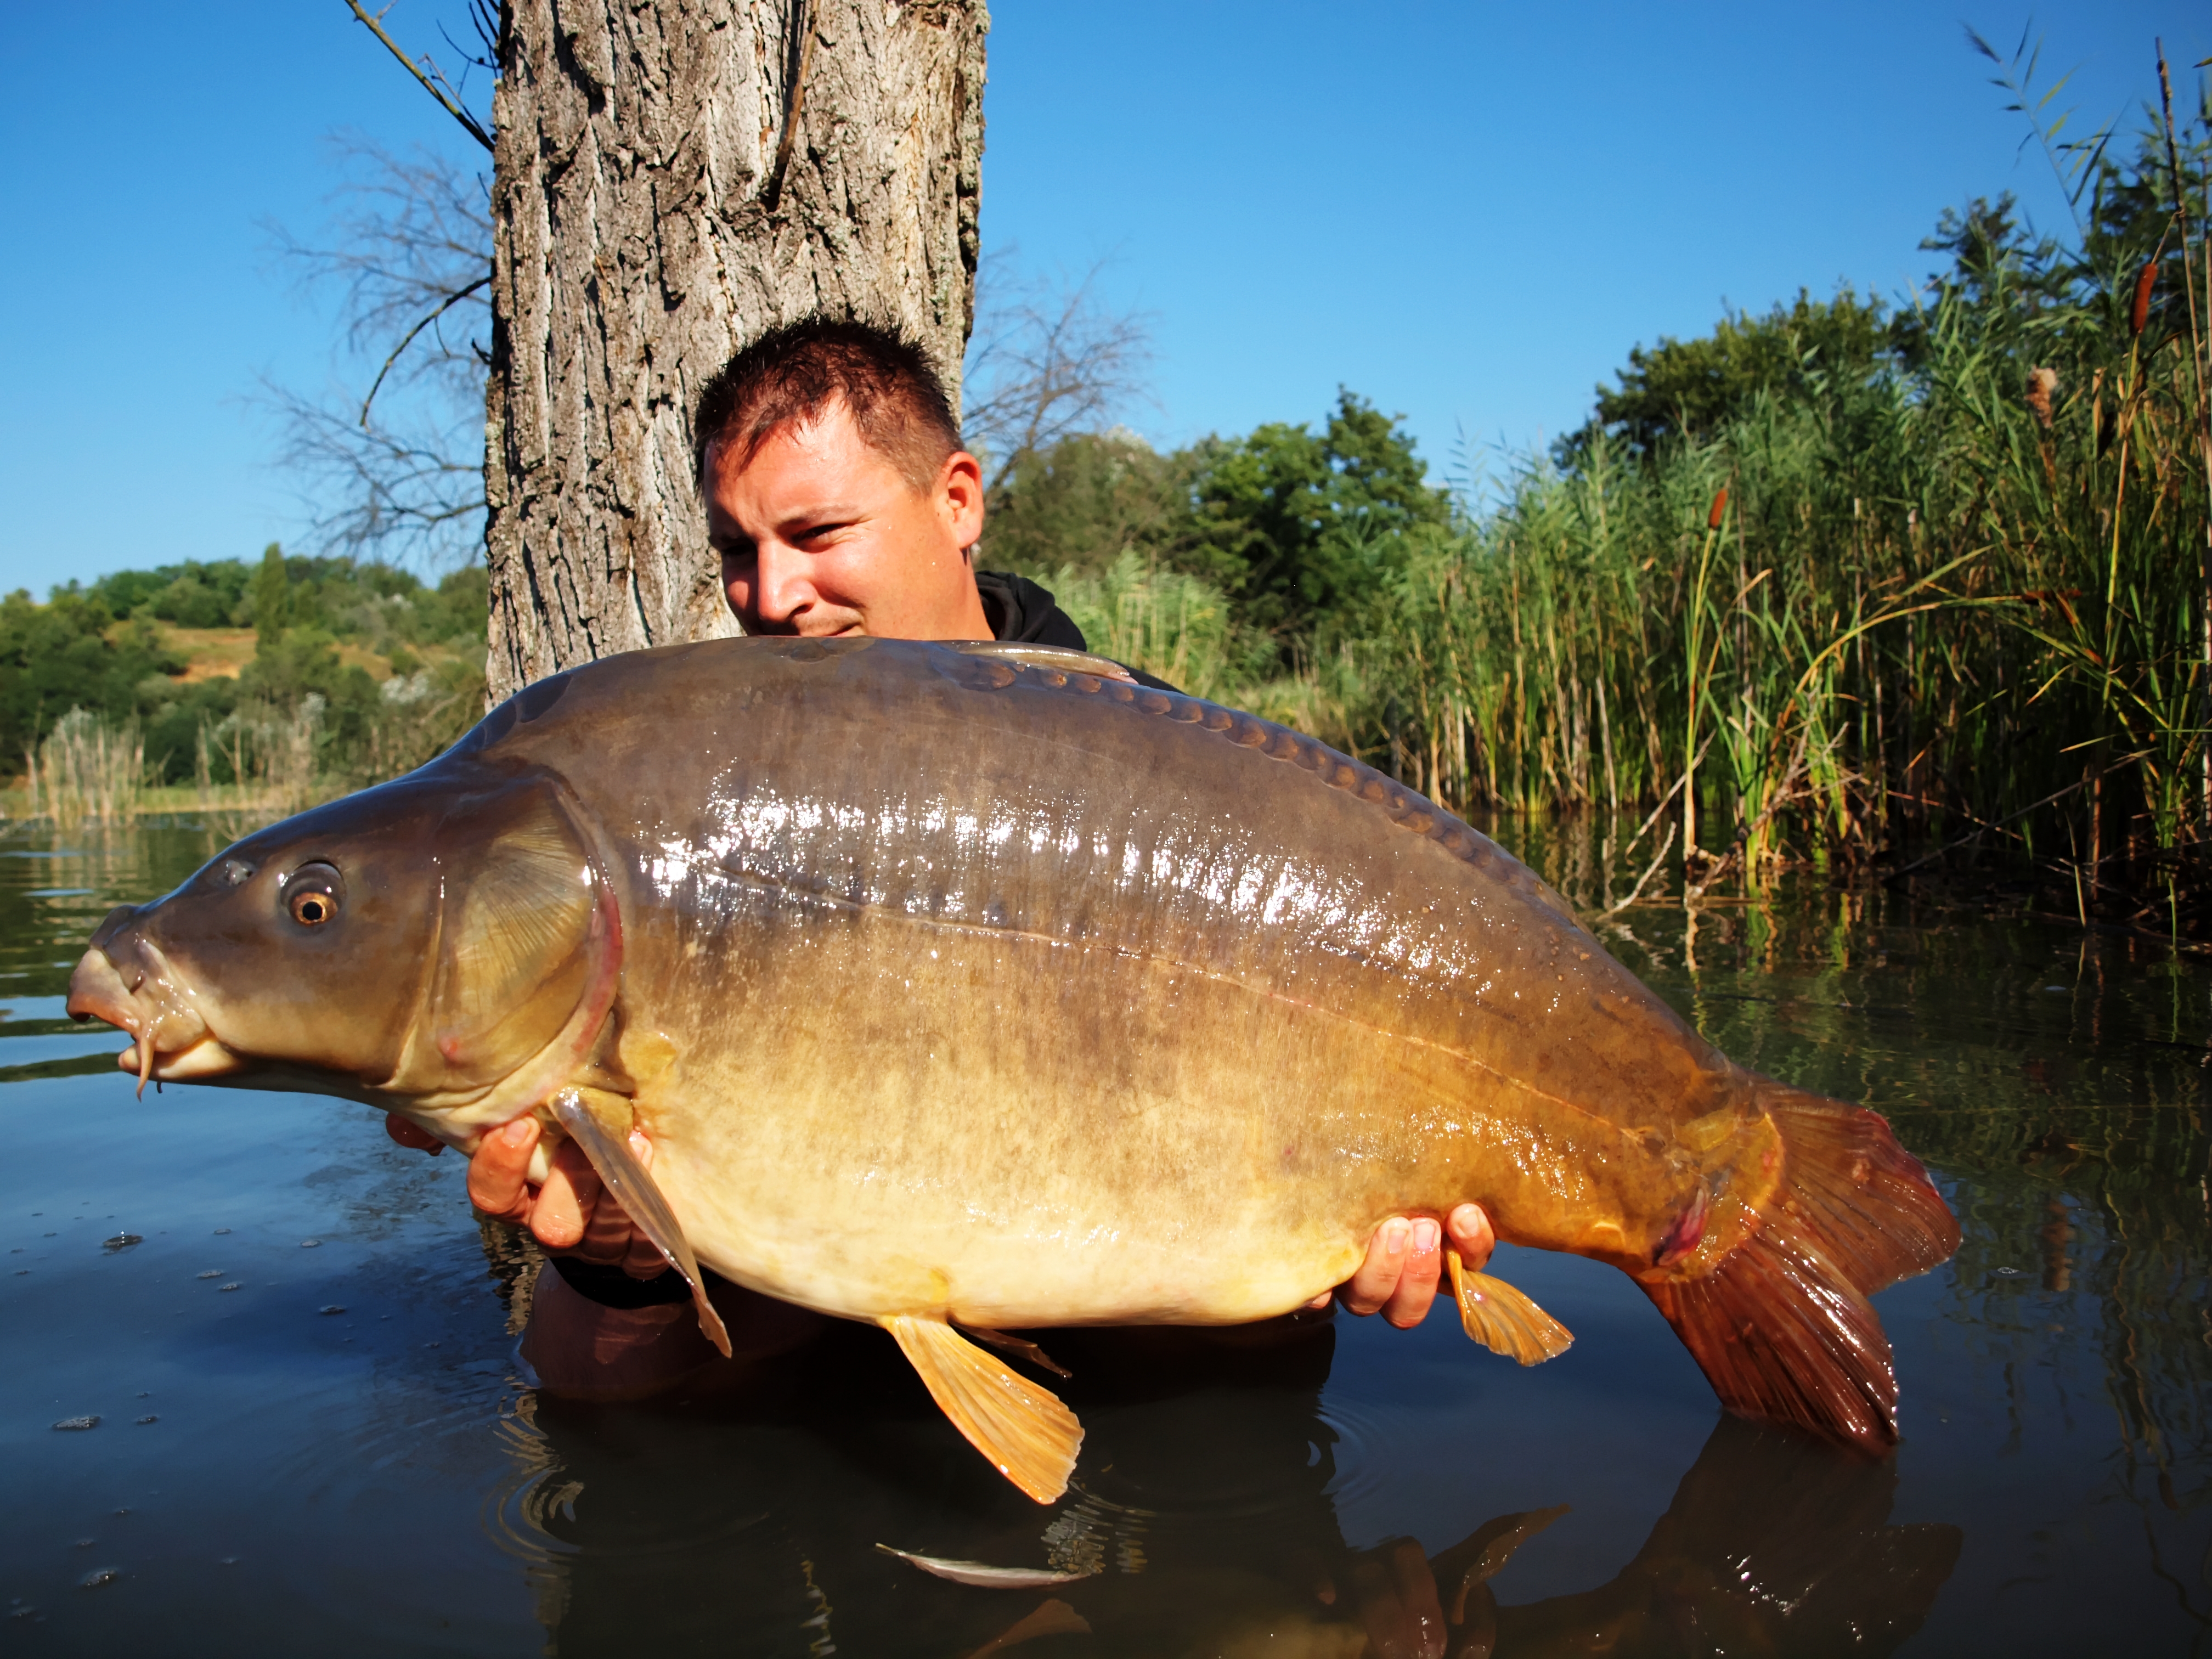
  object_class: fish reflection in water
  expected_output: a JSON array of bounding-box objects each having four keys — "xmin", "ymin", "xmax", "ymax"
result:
[{"xmin": 503, "ymin": 1309, "xmax": 1957, "ymax": 1657}]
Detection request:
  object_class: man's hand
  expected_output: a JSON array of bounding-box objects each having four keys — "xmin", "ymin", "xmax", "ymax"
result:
[
  {"xmin": 390, "ymin": 1112, "xmax": 667, "ymax": 1277},
  {"xmin": 1312, "ymin": 1203, "xmax": 1495, "ymax": 1328}
]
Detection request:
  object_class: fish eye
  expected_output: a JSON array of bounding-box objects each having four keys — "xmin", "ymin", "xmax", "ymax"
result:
[{"xmin": 283, "ymin": 863, "xmax": 345, "ymax": 928}]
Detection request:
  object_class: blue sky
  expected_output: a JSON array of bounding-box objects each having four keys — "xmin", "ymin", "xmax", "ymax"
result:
[{"xmin": 1, "ymin": 1, "xmax": 2203, "ymax": 597}]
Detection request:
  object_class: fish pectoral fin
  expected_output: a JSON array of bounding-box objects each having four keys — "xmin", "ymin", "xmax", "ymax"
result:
[
  {"xmin": 880, "ymin": 1315, "xmax": 1084, "ymax": 1503},
  {"xmin": 1446, "ymin": 1250, "xmax": 1573, "ymax": 1366},
  {"xmin": 549, "ymin": 1088, "xmax": 732, "ymax": 1360},
  {"xmin": 955, "ymin": 1323, "xmax": 1073, "ymax": 1379}
]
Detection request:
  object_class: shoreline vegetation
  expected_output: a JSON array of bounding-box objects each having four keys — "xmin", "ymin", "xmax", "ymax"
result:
[
  {"xmin": 1012, "ymin": 46, "xmax": 2212, "ymax": 940},
  {"xmin": 10, "ymin": 46, "xmax": 2209, "ymax": 943},
  {"xmin": 2, "ymin": 545, "xmax": 488, "ymax": 830}
]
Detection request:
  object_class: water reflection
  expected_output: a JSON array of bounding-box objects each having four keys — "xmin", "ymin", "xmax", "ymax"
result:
[{"xmin": 498, "ymin": 1314, "xmax": 1956, "ymax": 1656}]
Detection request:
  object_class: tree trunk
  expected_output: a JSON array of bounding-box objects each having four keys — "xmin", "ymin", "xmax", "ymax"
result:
[{"xmin": 484, "ymin": 0, "xmax": 988, "ymax": 697}]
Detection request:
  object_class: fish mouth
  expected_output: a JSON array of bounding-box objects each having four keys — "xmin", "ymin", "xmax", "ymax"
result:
[{"xmin": 66, "ymin": 943, "xmax": 243, "ymax": 1093}]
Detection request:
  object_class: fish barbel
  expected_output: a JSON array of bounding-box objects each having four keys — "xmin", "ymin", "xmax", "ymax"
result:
[{"xmin": 67, "ymin": 637, "xmax": 1957, "ymax": 1499}]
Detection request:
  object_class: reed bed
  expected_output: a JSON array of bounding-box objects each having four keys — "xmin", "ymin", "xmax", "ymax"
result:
[
  {"xmin": 25, "ymin": 709, "xmax": 145, "ymax": 828},
  {"xmin": 1070, "ymin": 77, "xmax": 2212, "ymax": 923}
]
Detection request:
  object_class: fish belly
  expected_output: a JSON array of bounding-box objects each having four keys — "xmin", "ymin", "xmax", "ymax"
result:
[{"xmin": 627, "ymin": 902, "xmax": 1663, "ymax": 1328}]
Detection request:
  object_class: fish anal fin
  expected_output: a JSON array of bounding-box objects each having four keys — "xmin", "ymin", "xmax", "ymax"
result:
[
  {"xmin": 881, "ymin": 1314, "xmax": 1084, "ymax": 1503},
  {"xmin": 548, "ymin": 1088, "xmax": 732, "ymax": 1359},
  {"xmin": 1447, "ymin": 1250, "xmax": 1573, "ymax": 1365}
]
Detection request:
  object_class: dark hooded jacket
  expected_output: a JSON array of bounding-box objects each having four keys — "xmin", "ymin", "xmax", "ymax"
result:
[{"xmin": 973, "ymin": 570, "xmax": 1178, "ymax": 692}]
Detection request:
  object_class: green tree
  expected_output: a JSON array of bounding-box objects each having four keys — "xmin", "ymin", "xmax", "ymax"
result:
[
  {"xmin": 252, "ymin": 543, "xmax": 291, "ymax": 640},
  {"xmin": 980, "ymin": 431, "xmax": 1192, "ymax": 579},
  {"xmin": 1566, "ymin": 287, "xmax": 1894, "ymax": 459},
  {"xmin": 1173, "ymin": 390, "xmax": 1452, "ymax": 640}
]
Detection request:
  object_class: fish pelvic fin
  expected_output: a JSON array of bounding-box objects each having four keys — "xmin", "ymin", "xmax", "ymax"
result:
[
  {"xmin": 1643, "ymin": 1083, "xmax": 1959, "ymax": 1457},
  {"xmin": 880, "ymin": 1314, "xmax": 1084, "ymax": 1504},
  {"xmin": 548, "ymin": 1089, "xmax": 732, "ymax": 1359},
  {"xmin": 1446, "ymin": 1250, "xmax": 1573, "ymax": 1365}
]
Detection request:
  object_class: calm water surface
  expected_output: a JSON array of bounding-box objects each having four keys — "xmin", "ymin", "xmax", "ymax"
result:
[{"xmin": 4, "ymin": 820, "xmax": 2207, "ymax": 1656}]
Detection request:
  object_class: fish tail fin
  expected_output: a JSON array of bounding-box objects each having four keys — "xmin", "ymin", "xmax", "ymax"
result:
[
  {"xmin": 1643, "ymin": 1086, "xmax": 1958, "ymax": 1455},
  {"xmin": 1757, "ymin": 1085, "xmax": 1960, "ymax": 1296},
  {"xmin": 880, "ymin": 1316, "xmax": 1084, "ymax": 1503}
]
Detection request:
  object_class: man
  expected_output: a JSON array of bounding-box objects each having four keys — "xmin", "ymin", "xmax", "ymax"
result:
[{"xmin": 395, "ymin": 319, "xmax": 1492, "ymax": 1394}]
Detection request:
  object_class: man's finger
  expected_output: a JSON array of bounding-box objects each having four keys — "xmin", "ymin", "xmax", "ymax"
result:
[
  {"xmin": 1339, "ymin": 1217, "xmax": 1411, "ymax": 1316},
  {"xmin": 617, "ymin": 1132, "xmax": 673, "ymax": 1279},
  {"xmin": 1446, "ymin": 1202, "xmax": 1495, "ymax": 1272},
  {"xmin": 1380, "ymin": 1217, "xmax": 1443, "ymax": 1328},
  {"xmin": 385, "ymin": 1113, "xmax": 443, "ymax": 1155},
  {"xmin": 532, "ymin": 1140, "xmax": 599, "ymax": 1252},
  {"xmin": 467, "ymin": 1118, "xmax": 539, "ymax": 1223}
]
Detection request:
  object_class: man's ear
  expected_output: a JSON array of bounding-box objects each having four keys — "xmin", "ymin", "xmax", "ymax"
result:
[{"xmin": 939, "ymin": 448, "xmax": 986, "ymax": 553}]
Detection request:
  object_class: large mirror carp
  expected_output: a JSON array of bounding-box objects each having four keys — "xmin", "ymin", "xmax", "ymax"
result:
[{"xmin": 67, "ymin": 637, "xmax": 1957, "ymax": 1500}]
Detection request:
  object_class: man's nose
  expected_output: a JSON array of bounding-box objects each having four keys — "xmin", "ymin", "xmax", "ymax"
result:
[{"xmin": 749, "ymin": 540, "xmax": 816, "ymax": 627}]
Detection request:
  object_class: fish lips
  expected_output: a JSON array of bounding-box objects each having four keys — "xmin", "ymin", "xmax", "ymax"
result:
[{"xmin": 66, "ymin": 938, "xmax": 243, "ymax": 1088}]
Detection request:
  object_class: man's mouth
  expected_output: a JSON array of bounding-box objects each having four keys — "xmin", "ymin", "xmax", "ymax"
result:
[{"xmin": 66, "ymin": 944, "xmax": 242, "ymax": 1092}]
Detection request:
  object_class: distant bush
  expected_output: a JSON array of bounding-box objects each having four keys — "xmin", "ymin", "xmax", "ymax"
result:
[{"xmin": 4, "ymin": 551, "xmax": 488, "ymax": 794}]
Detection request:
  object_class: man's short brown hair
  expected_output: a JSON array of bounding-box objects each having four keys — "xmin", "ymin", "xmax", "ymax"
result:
[{"xmin": 692, "ymin": 318, "xmax": 961, "ymax": 494}]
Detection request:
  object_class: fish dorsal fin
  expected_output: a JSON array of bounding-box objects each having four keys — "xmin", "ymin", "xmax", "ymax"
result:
[
  {"xmin": 953, "ymin": 641, "xmax": 1137, "ymax": 684},
  {"xmin": 1447, "ymin": 1250, "xmax": 1573, "ymax": 1365},
  {"xmin": 549, "ymin": 1088, "xmax": 732, "ymax": 1359},
  {"xmin": 880, "ymin": 1314, "xmax": 1084, "ymax": 1502}
]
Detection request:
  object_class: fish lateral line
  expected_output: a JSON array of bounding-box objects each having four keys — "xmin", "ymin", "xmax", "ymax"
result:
[{"xmin": 698, "ymin": 862, "xmax": 1629, "ymax": 1136}]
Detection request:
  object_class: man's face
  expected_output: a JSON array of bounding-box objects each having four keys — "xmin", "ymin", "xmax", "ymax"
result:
[{"xmin": 705, "ymin": 398, "xmax": 989, "ymax": 640}]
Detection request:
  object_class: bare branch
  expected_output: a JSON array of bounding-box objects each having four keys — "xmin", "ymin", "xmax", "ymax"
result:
[
  {"xmin": 962, "ymin": 255, "xmax": 1155, "ymax": 493},
  {"xmin": 359, "ymin": 274, "xmax": 490, "ymax": 423},
  {"xmin": 264, "ymin": 137, "xmax": 493, "ymax": 567},
  {"xmin": 266, "ymin": 375, "xmax": 488, "ymax": 562},
  {"xmin": 342, "ymin": 0, "xmax": 494, "ymax": 153}
]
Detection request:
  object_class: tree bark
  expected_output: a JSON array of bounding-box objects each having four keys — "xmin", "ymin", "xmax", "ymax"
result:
[{"xmin": 484, "ymin": 0, "xmax": 988, "ymax": 696}]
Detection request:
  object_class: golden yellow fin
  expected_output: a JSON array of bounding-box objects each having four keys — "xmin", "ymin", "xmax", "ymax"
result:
[
  {"xmin": 881, "ymin": 1315, "xmax": 1084, "ymax": 1503},
  {"xmin": 1447, "ymin": 1250, "xmax": 1573, "ymax": 1365}
]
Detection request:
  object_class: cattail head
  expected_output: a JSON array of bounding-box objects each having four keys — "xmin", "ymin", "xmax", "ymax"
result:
[
  {"xmin": 2025, "ymin": 366, "xmax": 2058, "ymax": 428},
  {"xmin": 1707, "ymin": 487, "xmax": 1728, "ymax": 531},
  {"xmin": 2131, "ymin": 261, "xmax": 2156, "ymax": 336}
]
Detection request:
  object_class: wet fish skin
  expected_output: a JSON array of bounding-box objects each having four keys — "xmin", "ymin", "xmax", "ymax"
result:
[{"xmin": 67, "ymin": 636, "xmax": 1959, "ymax": 1491}]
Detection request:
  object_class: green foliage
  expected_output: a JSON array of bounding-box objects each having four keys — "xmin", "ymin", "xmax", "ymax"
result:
[
  {"xmin": 1174, "ymin": 391, "xmax": 1452, "ymax": 639},
  {"xmin": 979, "ymin": 431, "xmax": 1192, "ymax": 577},
  {"xmin": 5, "ymin": 554, "xmax": 490, "ymax": 799},
  {"xmin": 1564, "ymin": 287, "xmax": 1895, "ymax": 459},
  {"xmin": 252, "ymin": 543, "xmax": 291, "ymax": 639},
  {"xmin": 988, "ymin": 390, "xmax": 1454, "ymax": 652},
  {"xmin": 1047, "ymin": 551, "xmax": 1279, "ymax": 707}
]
